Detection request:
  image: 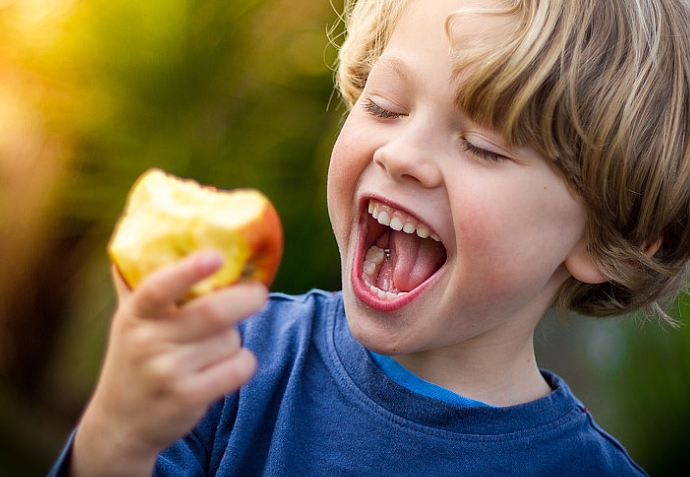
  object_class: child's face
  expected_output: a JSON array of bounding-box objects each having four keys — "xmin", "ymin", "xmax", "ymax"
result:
[{"xmin": 327, "ymin": 0, "xmax": 591, "ymax": 356}]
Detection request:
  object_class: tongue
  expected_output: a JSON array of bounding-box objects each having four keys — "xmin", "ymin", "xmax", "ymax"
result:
[{"xmin": 387, "ymin": 230, "xmax": 446, "ymax": 292}]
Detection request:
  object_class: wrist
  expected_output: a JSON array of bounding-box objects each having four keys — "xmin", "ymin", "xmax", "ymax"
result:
[{"xmin": 69, "ymin": 411, "xmax": 159, "ymax": 477}]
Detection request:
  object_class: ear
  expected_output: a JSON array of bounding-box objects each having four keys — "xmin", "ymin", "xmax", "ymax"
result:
[
  {"xmin": 564, "ymin": 241, "xmax": 608, "ymax": 285},
  {"xmin": 565, "ymin": 237, "xmax": 664, "ymax": 285},
  {"xmin": 644, "ymin": 238, "xmax": 662, "ymax": 257}
]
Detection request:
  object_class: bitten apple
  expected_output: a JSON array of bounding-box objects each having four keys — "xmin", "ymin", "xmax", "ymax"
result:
[{"xmin": 108, "ymin": 168, "xmax": 283, "ymax": 300}]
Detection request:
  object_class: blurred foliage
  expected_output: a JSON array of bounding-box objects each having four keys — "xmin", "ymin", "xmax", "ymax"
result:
[
  {"xmin": 0, "ymin": 0, "xmax": 344, "ymax": 475},
  {"xmin": 0, "ymin": 0, "xmax": 688, "ymax": 476}
]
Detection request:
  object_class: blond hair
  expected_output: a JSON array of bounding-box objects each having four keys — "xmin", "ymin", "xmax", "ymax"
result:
[{"xmin": 335, "ymin": 0, "xmax": 690, "ymax": 320}]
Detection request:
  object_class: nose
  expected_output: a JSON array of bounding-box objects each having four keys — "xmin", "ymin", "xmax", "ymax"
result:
[{"xmin": 373, "ymin": 127, "xmax": 443, "ymax": 189}]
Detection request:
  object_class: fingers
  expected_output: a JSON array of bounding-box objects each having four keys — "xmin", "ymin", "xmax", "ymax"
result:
[
  {"xmin": 140, "ymin": 327, "xmax": 256, "ymax": 403},
  {"xmin": 86, "ymin": 251, "xmax": 265, "ymax": 463},
  {"xmin": 113, "ymin": 250, "xmax": 269, "ymax": 342},
  {"xmin": 184, "ymin": 348, "xmax": 258, "ymax": 404},
  {"xmin": 128, "ymin": 250, "xmax": 225, "ymax": 318},
  {"xmin": 174, "ymin": 282, "xmax": 268, "ymax": 341},
  {"xmin": 173, "ymin": 325, "xmax": 243, "ymax": 373}
]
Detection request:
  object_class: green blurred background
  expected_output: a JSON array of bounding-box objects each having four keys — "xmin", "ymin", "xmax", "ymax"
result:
[{"xmin": 0, "ymin": 1, "xmax": 687, "ymax": 475}]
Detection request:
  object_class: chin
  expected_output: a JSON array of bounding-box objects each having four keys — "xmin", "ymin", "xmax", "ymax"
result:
[{"xmin": 341, "ymin": 280, "xmax": 427, "ymax": 356}]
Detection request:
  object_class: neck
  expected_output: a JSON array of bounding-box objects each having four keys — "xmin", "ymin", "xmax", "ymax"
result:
[{"xmin": 393, "ymin": 332, "xmax": 551, "ymax": 407}]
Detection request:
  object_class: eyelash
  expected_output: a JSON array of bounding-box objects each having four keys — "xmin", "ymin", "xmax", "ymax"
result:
[
  {"xmin": 363, "ymin": 99, "xmax": 507, "ymax": 163},
  {"xmin": 363, "ymin": 100, "xmax": 404, "ymax": 119},
  {"xmin": 459, "ymin": 138, "xmax": 507, "ymax": 163}
]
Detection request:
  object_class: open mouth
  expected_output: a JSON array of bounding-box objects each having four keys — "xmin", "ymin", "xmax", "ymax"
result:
[{"xmin": 357, "ymin": 199, "xmax": 447, "ymax": 302}]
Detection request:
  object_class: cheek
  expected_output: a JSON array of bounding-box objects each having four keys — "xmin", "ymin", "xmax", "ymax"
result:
[
  {"xmin": 452, "ymin": 200, "xmax": 512, "ymax": 292},
  {"xmin": 326, "ymin": 131, "xmax": 361, "ymax": 245},
  {"xmin": 453, "ymin": 195, "xmax": 517, "ymax": 259},
  {"xmin": 326, "ymin": 113, "xmax": 375, "ymax": 214},
  {"xmin": 452, "ymin": 184, "xmax": 586, "ymax": 287}
]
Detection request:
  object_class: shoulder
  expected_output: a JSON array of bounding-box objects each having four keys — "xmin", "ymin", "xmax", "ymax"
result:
[
  {"xmin": 237, "ymin": 289, "xmax": 343, "ymax": 363},
  {"xmin": 538, "ymin": 371, "xmax": 648, "ymax": 476},
  {"xmin": 239, "ymin": 289, "xmax": 341, "ymax": 335}
]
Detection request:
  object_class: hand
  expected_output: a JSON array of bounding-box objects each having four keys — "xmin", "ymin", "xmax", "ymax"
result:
[{"xmin": 70, "ymin": 250, "xmax": 267, "ymax": 477}]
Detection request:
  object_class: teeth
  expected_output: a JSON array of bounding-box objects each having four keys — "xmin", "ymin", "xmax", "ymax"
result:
[
  {"xmin": 363, "ymin": 246, "xmax": 385, "ymax": 279},
  {"xmin": 362, "ymin": 199, "xmax": 442, "ymax": 302},
  {"xmin": 362, "ymin": 244, "xmax": 408, "ymax": 300},
  {"xmin": 364, "ymin": 276, "xmax": 408, "ymax": 300},
  {"xmin": 368, "ymin": 199, "xmax": 440, "ymax": 242},
  {"xmin": 377, "ymin": 210, "xmax": 391, "ymax": 226},
  {"xmin": 367, "ymin": 281, "xmax": 408, "ymax": 300},
  {"xmin": 365, "ymin": 245, "xmax": 386, "ymax": 264}
]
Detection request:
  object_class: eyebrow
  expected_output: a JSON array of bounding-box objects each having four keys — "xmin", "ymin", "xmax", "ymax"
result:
[
  {"xmin": 369, "ymin": 54, "xmax": 467, "ymax": 114},
  {"xmin": 368, "ymin": 52, "xmax": 523, "ymax": 156},
  {"xmin": 369, "ymin": 55, "xmax": 413, "ymax": 83}
]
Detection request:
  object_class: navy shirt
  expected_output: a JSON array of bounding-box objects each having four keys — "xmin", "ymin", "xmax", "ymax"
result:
[{"xmin": 50, "ymin": 290, "xmax": 648, "ymax": 476}]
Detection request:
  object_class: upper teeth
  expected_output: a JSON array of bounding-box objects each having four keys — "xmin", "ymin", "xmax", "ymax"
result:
[{"xmin": 368, "ymin": 200, "xmax": 440, "ymax": 241}]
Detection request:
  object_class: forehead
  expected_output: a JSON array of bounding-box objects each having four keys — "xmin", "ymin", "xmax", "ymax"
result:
[
  {"xmin": 381, "ymin": 0, "xmax": 519, "ymax": 66},
  {"xmin": 445, "ymin": 4, "xmax": 518, "ymax": 48},
  {"xmin": 371, "ymin": 0, "xmax": 520, "ymax": 103}
]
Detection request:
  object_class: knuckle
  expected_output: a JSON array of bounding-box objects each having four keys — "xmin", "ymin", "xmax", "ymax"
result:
[
  {"xmin": 197, "ymin": 300, "xmax": 231, "ymax": 330},
  {"xmin": 145, "ymin": 356, "xmax": 177, "ymax": 387},
  {"xmin": 128, "ymin": 325, "xmax": 160, "ymax": 354},
  {"xmin": 134, "ymin": 285, "xmax": 170, "ymax": 316},
  {"xmin": 173, "ymin": 376, "xmax": 216, "ymax": 412}
]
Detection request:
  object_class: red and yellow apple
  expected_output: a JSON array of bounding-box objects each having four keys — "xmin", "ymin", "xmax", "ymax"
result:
[{"xmin": 108, "ymin": 168, "xmax": 283, "ymax": 300}]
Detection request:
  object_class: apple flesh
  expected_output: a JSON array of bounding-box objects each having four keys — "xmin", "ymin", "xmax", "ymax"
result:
[{"xmin": 108, "ymin": 168, "xmax": 283, "ymax": 300}]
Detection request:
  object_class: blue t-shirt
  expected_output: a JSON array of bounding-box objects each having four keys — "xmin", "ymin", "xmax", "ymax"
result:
[
  {"xmin": 49, "ymin": 290, "xmax": 647, "ymax": 476},
  {"xmin": 368, "ymin": 350, "xmax": 496, "ymax": 408}
]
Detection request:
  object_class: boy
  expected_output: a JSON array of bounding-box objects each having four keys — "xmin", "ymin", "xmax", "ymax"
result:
[{"xmin": 50, "ymin": 0, "xmax": 690, "ymax": 475}]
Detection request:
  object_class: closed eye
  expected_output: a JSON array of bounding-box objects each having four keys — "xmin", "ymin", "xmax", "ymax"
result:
[
  {"xmin": 363, "ymin": 100, "xmax": 405, "ymax": 120},
  {"xmin": 459, "ymin": 138, "xmax": 508, "ymax": 163}
]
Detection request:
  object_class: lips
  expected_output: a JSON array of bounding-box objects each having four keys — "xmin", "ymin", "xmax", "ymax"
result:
[{"xmin": 355, "ymin": 199, "xmax": 447, "ymax": 305}]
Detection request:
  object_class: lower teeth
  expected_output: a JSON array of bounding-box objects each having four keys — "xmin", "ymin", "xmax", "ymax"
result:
[
  {"xmin": 362, "ymin": 245, "xmax": 407, "ymax": 300},
  {"xmin": 366, "ymin": 281, "xmax": 408, "ymax": 300}
]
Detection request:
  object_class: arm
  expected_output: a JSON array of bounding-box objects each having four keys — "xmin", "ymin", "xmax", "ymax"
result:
[{"xmin": 67, "ymin": 250, "xmax": 266, "ymax": 477}]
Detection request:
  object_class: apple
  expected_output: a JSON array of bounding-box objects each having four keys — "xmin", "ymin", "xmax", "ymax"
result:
[{"xmin": 108, "ymin": 168, "xmax": 283, "ymax": 300}]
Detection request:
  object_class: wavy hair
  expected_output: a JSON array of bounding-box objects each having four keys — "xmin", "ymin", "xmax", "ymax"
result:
[{"xmin": 335, "ymin": 0, "xmax": 690, "ymax": 320}]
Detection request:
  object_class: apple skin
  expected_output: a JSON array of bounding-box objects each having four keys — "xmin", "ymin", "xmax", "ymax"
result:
[{"xmin": 108, "ymin": 168, "xmax": 283, "ymax": 300}]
